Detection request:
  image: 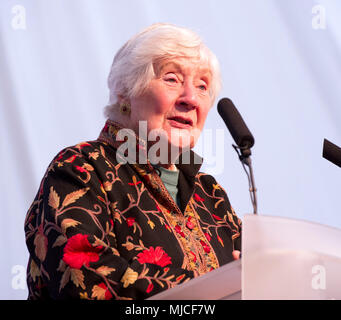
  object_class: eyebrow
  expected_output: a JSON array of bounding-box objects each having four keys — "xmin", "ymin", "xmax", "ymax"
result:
[
  {"xmin": 157, "ymin": 61, "xmax": 212, "ymax": 81},
  {"xmin": 155, "ymin": 62, "xmax": 181, "ymax": 75}
]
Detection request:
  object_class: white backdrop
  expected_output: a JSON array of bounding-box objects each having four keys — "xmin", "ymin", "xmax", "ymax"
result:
[{"xmin": 1, "ymin": 0, "xmax": 340, "ymax": 299}]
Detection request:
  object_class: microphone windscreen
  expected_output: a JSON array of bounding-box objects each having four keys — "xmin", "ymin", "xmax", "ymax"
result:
[
  {"xmin": 217, "ymin": 98, "xmax": 255, "ymax": 149},
  {"xmin": 323, "ymin": 139, "xmax": 341, "ymax": 168}
]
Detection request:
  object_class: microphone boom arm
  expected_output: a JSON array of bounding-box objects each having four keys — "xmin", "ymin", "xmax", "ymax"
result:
[{"xmin": 232, "ymin": 145, "xmax": 258, "ymax": 214}]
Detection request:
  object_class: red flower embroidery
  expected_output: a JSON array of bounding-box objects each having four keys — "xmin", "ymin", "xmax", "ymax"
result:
[
  {"xmin": 200, "ymin": 240, "xmax": 211, "ymax": 253},
  {"xmin": 97, "ymin": 196, "xmax": 106, "ymax": 203},
  {"xmin": 186, "ymin": 217, "xmax": 194, "ymax": 230},
  {"xmin": 62, "ymin": 234, "xmax": 103, "ymax": 269},
  {"xmin": 75, "ymin": 165, "xmax": 87, "ymax": 173},
  {"xmin": 212, "ymin": 214, "xmax": 222, "ymax": 221},
  {"xmin": 128, "ymin": 176, "xmax": 142, "ymax": 186},
  {"xmin": 137, "ymin": 246, "xmax": 172, "ymax": 267},
  {"xmin": 79, "ymin": 142, "xmax": 91, "ymax": 148},
  {"xmin": 126, "ymin": 217, "xmax": 135, "ymax": 227},
  {"xmin": 98, "ymin": 282, "xmax": 113, "ymax": 300},
  {"xmin": 65, "ymin": 155, "xmax": 77, "ymax": 163},
  {"xmin": 176, "ymin": 274, "xmax": 186, "ymax": 281},
  {"xmin": 189, "ymin": 251, "xmax": 197, "ymax": 262},
  {"xmin": 128, "ymin": 181, "xmax": 142, "ymax": 186},
  {"xmin": 194, "ymin": 193, "xmax": 204, "ymax": 202},
  {"xmin": 146, "ymin": 283, "xmax": 154, "ymax": 294},
  {"xmin": 175, "ymin": 224, "xmax": 185, "ymax": 237},
  {"xmin": 204, "ymin": 232, "xmax": 211, "ymax": 241},
  {"xmin": 56, "ymin": 151, "xmax": 64, "ymax": 161}
]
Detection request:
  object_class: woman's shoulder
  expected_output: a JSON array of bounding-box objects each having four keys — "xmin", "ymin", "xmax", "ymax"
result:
[
  {"xmin": 49, "ymin": 140, "xmax": 115, "ymax": 166},
  {"xmin": 41, "ymin": 140, "xmax": 120, "ymax": 182},
  {"xmin": 195, "ymin": 171, "xmax": 226, "ymax": 193}
]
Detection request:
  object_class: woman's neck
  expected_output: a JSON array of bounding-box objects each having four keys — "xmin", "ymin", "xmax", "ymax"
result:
[{"xmin": 158, "ymin": 163, "xmax": 177, "ymax": 171}]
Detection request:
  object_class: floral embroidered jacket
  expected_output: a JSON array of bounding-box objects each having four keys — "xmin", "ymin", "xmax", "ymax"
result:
[{"xmin": 24, "ymin": 120, "xmax": 242, "ymax": 300}]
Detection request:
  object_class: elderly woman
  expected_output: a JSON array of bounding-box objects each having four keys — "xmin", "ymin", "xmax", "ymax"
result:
[{"xmin": 24, "ymin": 23, "xmax": 242, "ymax": 300}]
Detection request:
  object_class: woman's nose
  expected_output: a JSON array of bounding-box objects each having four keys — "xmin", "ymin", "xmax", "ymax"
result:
[{"xmin": 177, "ymin": 82, "xmax": 199, "ymax": 110}]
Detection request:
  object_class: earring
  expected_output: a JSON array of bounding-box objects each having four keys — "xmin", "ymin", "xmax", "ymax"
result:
[{"xmin": 119, "ymin": 102, "xmax": 131, "ymax": 116}]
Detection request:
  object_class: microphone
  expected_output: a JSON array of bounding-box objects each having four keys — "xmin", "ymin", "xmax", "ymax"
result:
[
  {"xmin": 217, "ymin": 98, "xmax": 255, "ymax": 154},
  {"xmin": 217, "ymin": 97, "xmax": 258, "ymax": 214},
  {"xmin": 323, "ymin": 139, "xmax": 341, "ymax": 168}
]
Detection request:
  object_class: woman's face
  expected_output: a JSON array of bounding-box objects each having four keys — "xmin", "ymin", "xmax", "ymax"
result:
[{"xmin": 129, "ymin": 57, "xmax": 213, "ymax": 155}]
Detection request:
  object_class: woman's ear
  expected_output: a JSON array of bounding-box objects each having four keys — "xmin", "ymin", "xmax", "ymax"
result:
[
  {"xmin": 117, "ymin": 95, "xmax": 131, "ymax": 109},
  {"xmin": 117, "ymin": 94, "xmax": 130, "ymax": 104}
]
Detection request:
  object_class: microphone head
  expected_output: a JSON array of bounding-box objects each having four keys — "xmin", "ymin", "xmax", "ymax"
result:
[
  {"xmin": 217, "ymin": 98, "xmax": 255, "ymax": 149},
  {"xmin": 323, "ymin": 139, "xmax": 341, "ymax": 168}
]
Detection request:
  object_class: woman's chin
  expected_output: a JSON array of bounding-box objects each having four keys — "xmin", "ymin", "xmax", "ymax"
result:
[
  {"xmin": 168, "ymin": 129, "xmax": 198, "ymax": 148},
  {"xmin": 168, "ymin": 139, "xmax": 194, "ymax": 155}
]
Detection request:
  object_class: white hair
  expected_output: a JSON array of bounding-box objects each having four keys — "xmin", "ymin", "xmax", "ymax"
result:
[{"xmin": 104, "ymin": 23, "xmax": 221, "ymax": 119}]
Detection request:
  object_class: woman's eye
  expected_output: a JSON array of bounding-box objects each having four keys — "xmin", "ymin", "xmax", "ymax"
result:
[
  {"xmin": 198, "ymin": 84, "xmax": 207, "ymax": 91},
  {"xmin": 163, "ymin": 72, "xmax": 180, "ymax": 84},
  {"xmin": 164, "ymin": 75, "xmax": 177, "ymax": 83},
  {"xmin": 166, "ymin": 77, "xmax": 177, "ymax": 83}
]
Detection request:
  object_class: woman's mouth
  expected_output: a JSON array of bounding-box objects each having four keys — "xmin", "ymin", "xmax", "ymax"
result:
[{"xmin": 167, "ymin": 116, "xmax": 193, "ymax": 128}]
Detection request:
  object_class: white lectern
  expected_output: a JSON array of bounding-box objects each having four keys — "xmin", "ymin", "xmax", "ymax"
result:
[{"xmin": 148, "ymin": 215, "xmax": 341, "ymax": 300}]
